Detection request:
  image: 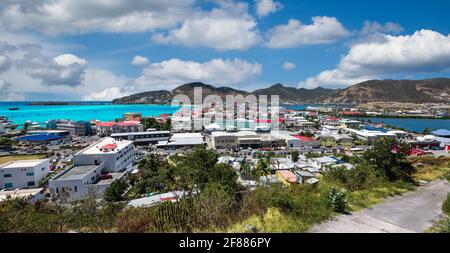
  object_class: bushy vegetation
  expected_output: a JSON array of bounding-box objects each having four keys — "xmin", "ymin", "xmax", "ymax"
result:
[
  {"xmin": 0, "ymin": 139, "xmax": 433, "ymax": 233},
  {"xmin": 141, "ymin": 117, "xmax": 171, "ymax": 131}
]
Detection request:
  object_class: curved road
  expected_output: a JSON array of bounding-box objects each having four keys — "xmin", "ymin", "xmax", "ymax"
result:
[{"xmin": 311, "ymin": 180, "xmax": 450, "ymax": 233}]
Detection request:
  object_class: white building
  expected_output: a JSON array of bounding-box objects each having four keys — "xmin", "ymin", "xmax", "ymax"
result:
[
  {"xmin": 111, "ymin": 131, "xmax": 170, "ymax": 145},
  {"xmin": 0, "ymin": 159, "xmax": 50, "ymax": 190},
  {"xmin": 0, "ymin": 123, "xmax": 5, "ymax": 134},
  {"xmin": 310, "ymin": 156, "xmax": 338, "ymax": 170},
  {"xmin": 0, "ymin": 188, "xmax": 45, "ymax": 203},
  {"xmin": 48, "ymin": 137, "xmax": 135, "ymax": 201},
  {"xmin": 210, "ymin": 131, "xmax": 261, "ymax": 150},
  {"xmin": 344, "ymin": 128, "xmax": 397, "ymax": 142},
  {"xmin": 211, "ymin": 131, "xmax": 238, "ymax": 149},
  {"xmin": 157, "ymin": 133, "xmax": 204, "ymax": 150}
]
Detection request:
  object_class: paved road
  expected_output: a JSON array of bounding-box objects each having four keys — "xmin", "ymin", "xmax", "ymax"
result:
[{"xmin": 311, "ymin": 180, "xmax": 450, "ymax": 233}]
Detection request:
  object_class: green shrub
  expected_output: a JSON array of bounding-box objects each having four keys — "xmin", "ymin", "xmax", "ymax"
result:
[
  {"xmin": 443, "ymin": 194, "xmax": 450, "ymax": 216},
  {"xmin": 327, "ymin": 187, "xmax": 347, "ymax": 213}
]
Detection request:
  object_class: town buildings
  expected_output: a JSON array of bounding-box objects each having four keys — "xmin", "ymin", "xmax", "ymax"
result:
[
  {"xmin": 0, "ymin": 159, "xmax": 50, "ymax": 190},
  {"xmin": 111, "ymin": 131, "xmax": 170, "ymax": 145},
  {"xmin": 48, "ymin": 120, "xmax": 93, "ymax": 136},
  {"xmin": 48, "ymin": 137, "xmax": 135, "ymax": 201},
  {"xmin": 96, "ymin": 121, "xmax": 143, "ymax": 137}
]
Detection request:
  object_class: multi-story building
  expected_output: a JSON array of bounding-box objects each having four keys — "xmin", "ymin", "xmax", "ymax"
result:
[
  {"xmin": 111, "ymin": 131, "xmax": 171, "ymax": 145},
  {"xmin": 96, "ymin": 121, "xmax": 143, "ymax": 137},
  {"xmin": 210, "ymin": 131, "xmax": 261, "ymax": 149},
  {"xmin": 0, "ymin": 159, "xmax": 50, "ymax": 190},
  {"xmin": 48, "ymin": 120, "xmax": 93, "ymax": 136},
  {"xmin": 48, "ymin": 137, "xmax": 135, "ymax": 201},
  {"xmin": 211, "ymin": 132, "xmax": 238, "ymax": 149}
]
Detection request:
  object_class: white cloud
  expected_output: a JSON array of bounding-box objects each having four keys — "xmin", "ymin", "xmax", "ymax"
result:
[
  {"xmin": 131, "ymin": 55, "xmax": 150, "ymax": 66},
  {"xmin": 299, "ymin": 29, "xmax": 450, "ymax": 88},
  {"xmin": 0, "ymin": 55, "xmax": 12, "ymax": 73},
  {"xmin": 282, "ymin": 61, "xmax": 296, "ymax": 70},
  {"xmin": 0, "ymin": 79, "xmax": 25, "ymax": 101},
  {"xmin": 266, "ymin": 16, "xmax": 350, "ymax": 48},
  {"xmin": 361, "ymin": 21, "xmax": 404, "ymax": 34},
  {"xmin": 0, "ymin": 41, "xmax": 88, "ymax": 87},
  {"xmin": 23, "ymin": 53, "xmax": 88, "ymax": 87},
  {"xmin": 255, "ymin": 0, "xmax": 282, "ymax": 18},
  {"xmin": 131, "ymin": 58, "xmax": 262, "ymax": 91},
  {"xmin": 0, "ymin": 0, "xmax": 194, "ymax": 35},
  {"xmin": 0, "ymin": 79, "xmax": 8, "ymax": 91},
  {"xmin": 152, "ymin": 1, "xmax": 261, "ymax": 50},
  {"xmin": 83, "ymin": 87, "xmax": 130, "ymax": 101},
  {"xmin": 54, "ymin": 54, "xmax": 88, "ymax": 66}
]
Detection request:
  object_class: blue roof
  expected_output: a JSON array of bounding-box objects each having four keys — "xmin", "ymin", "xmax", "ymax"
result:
[
  {"xmin": 16, "ymin": 134, "xmax": 64, "ymax": 142},
  {"xmin": 431, "ymin": 129, "xmax": 450, "ymax": 137}
]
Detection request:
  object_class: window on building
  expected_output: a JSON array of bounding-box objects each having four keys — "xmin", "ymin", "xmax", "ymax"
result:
[
  {"xmin": 27, "ymin": 181, "xmax": 35, "ymax": 186},
  {"xmin": 3, "ymin": 174, "xmax": 12, "ymax": 178},
  {"xmin": 4, "ymin": 183, "xmax": 13, "ymax": 188},
  {"xmin": 26, "ymin": 172, "xmax": 34, "ymax": 176},
  {"xmin": 41, "ymin": 167, "xmax": 46, "ymax": 171},
  {"xmin": 74, "ymin": 186, "xmax": 77, "ymax": 192}
]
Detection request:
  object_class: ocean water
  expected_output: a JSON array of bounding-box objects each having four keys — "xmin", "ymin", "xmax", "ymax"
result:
[
  {"xmin": 353, "ymin": 117, "xmax": 450, "ymax": 133},
  {"xmin": 0, "ymin": 102, "xmax": 180, "ymax": 125}
]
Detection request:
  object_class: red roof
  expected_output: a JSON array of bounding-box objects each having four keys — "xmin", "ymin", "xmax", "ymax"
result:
[
  {"xmin": 97, "ymin": 121, "xmax": 140, "ymax": 127},
  {"xmin": 256, "ymin": 119, "xmax": 272, "ymax": 123},
  {"xmin": 341, "ymin": 111, "xmax": 362, "ymax": 116},
  {"xmin": 101, "ymin": 143, "xmax": 117, "ymax": 150},
  {"xmin": 96, "ymin": 122, "xmax": 116, "ymax": 127},
  {"xmin": 292, "ymin": 135, "xmax": 316, "ymax": 142},
  {"xmin": 326, "ymin": 116, "xmax": 339, "ymax": 121},
  {"xmin": 277, "ymin": 170, "xmax": 297, "ymax": 183}
]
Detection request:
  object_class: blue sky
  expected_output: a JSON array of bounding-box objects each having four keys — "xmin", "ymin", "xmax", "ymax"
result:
[{"xmin": 0, "ymin": 0, "xmax": 450, "ymax": 101}]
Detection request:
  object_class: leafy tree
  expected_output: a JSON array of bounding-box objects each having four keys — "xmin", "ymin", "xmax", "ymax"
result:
[
  {"xmin": 253, "ymin": 158, "xmax": 271, "ymax": 178},
  {"xmin": 174, "ymin": 146, "xmax": 239, "ymax": 194},
  {"xmin": 104, "ymin": 179, "xmax": 128, "ymax": 202},
  {"xmin": 327, "ymin": 187, "xmax": 347, "ymax": 213},
  {"xmin": 0, "ymin": 137, "xmax": 15, "ymax": 149},
  {"xmin": 423, "ymin": 128, "xmax": 431, "ymax": 135},
  {"xmin": 290, "ymin": 150, "xmax": 299, "ymax": 163},
  {"xmin": 363, "ymin": 139, "xmax": 415, "ymax": 182}
]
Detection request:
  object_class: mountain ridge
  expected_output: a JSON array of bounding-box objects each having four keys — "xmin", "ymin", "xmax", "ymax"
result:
[{"xmin": 112, "ymin": 78, "xmax": 450, "ymax": 105}]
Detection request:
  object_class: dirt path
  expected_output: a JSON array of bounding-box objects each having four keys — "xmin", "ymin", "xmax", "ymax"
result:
[{"xmin": 311, "ymin": 180, "xmax": 450, "ymax": 233}]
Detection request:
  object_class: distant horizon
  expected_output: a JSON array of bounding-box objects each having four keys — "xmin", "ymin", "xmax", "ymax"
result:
[
  {"xmin": 1, "ymin": 0, "xmax": 450, "ymax": 101},
  {"xmin": 2, "ymin": 76, "xmax": 450, "ymax": 102}
]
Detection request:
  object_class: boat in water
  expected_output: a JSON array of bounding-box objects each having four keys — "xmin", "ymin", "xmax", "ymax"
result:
[{"xmin": 8, "ymin": 107, "xmax": 20, "ymax": 111}]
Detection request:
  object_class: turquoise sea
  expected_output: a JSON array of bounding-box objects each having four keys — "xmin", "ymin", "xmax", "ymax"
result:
[
  {"xmin": 1, "ymin": 102, "xmax": 448, "ymax": 132},
  {"xmin": 0, "ymin": 102, "xmax": 180, "ymax": 125},
  {"xmin": 353, "ymin": 117, "xmax": 450, "ymax": 133}
]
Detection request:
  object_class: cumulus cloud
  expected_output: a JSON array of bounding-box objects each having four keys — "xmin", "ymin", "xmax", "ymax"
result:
[
  {"xmin": 0, "ymin": 41, "xmax": 88, "ymax": 87},
  {"xmin": 0, "ymin": 39, "xmax": 130, "ymax": 100},
  {"xmin": 0, "ymin": 55, "xmax": 12, "ymax": 73},
  {"xmin": 0, "ymin": 79, "xmax": 25, "ymax": 101},
  {"xmin": 152, "ymin": 1, "xmax": 261, "ymax": 50},
  {"xmin": 255, "ymin": 0, "xmax": 282, "ymax": 18},
  {"xmin": 83, "ymin": 87, "xmax": 131, "ymax": 101},
  {"xmin": 21, "ymin": 53, "xmax": 88, "ymax": 87},
  {"xmin": 361, "ymin": 21, "xmax": 404, "ymax": 34},
  {"xmin": 130, "ymin": 58, "xmax": 262, "ymax": 90},
  {"xmin": 282, "ymin": 61, "xmax": 296, "ymax": 70},
  {"xmin": 131, "ymin": 55, "xmax": 150, "ymax": 66},
  {"xmin": 299, "ymin": 29, "xmax": 450, "ymax": 88},
  {"xmin": 0, "ymin": 0, "xmax": 194, "ymax": 35},
  {"xmin": 266, "ymin": 16, "xmax": 350, "ymax": 48}
]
